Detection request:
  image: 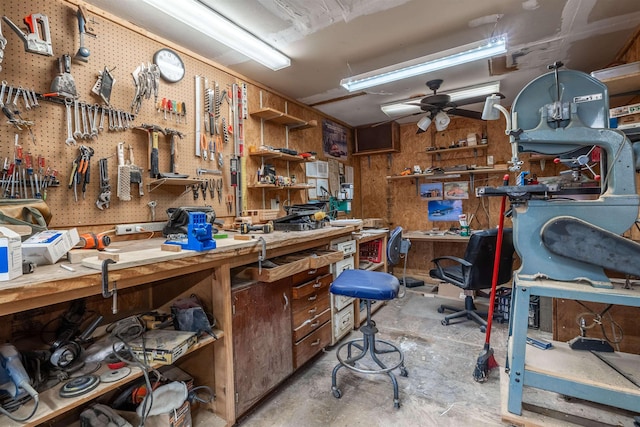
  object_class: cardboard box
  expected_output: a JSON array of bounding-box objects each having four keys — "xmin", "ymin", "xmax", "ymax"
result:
[
  {"xmin": 22, "ymin": 228, "xmax": 79, "ymax": 265},
  {"xmin": 0, "ymin": 227, "xmax": 22, "ymax": 281},
  {"xmin": 128, "ymin": 329, "xmax": 197, "ymax": 365},
  {"xmin": 610, "ymin": 102, "xmax": 640, "ymax": 118}
]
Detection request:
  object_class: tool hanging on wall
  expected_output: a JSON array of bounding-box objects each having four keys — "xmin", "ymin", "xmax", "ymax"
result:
[
  {"xmin": 50, "ymin": 54, "xmax": 77, "ymax": 99},
  {"xmin": 128, "ymin": 145, "xmax": 143, "ymax": 197},
  {"xmin": 161, "ymin": 128, "xmax": 188, "ymax": 178},
  {"xmin": 0, "ymin": 20, "xmax": 7, "ymax": 72},
  {"xmin": 96, "ymin": 157, "xmax": 111, "ymax": 210},
  {"xmin": 134, "ymin": 124, "xmax": 165, "ymax": 179},
  {"xmin": 74, "ymin": 6, "xmax": 96, "ymax": 63},
  {"xmin": 2, "ymin": 13, "xmax": 53, "ymax": 56},
  {"xmin": 116, "ymin": 142, "xmax": 130, "ymax": 201}
]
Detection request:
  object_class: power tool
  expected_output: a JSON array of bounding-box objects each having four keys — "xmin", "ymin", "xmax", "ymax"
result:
[
  {"xmin": 239, "ymin": 222, "xmax": 273, "ymax": 234},
  {"xmin": 76, "ymin": 232, "xmax": 111, "ymax": 250},
  {"xmin": 0, "ymin": 343, "xmax": 39, "ymax": 421}
]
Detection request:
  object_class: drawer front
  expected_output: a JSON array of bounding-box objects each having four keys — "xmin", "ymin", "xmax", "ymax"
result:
[
  {"xmin": 292, "ymin": 292, "xmax": 329, "ymax": 328},
  {"xmin": 333, "ymin": 256, "xmax": 354, "ymax": 278},
  {"xmin": 292, "ymin": 273, "xmax": 332, "ymax": 300},
  {"xmin": 291, "ymin": 265, "xmax": 330, "ymax": 287},
  {"xmin": 293, "ymin": 320, "xmax": 331, "ymax": 369},
  {"xmin": 333, "ymin": 293, "xmax": 354, "ymax": 312},
  {"xmin": 292, "ymin": 307, "xmax": 331, "ymax": 342},
  {"xmin": 333, "ymin": 304, "xmax": 354, "ymax": 341},
  {"xmin": 331, "ymin": 239, "xmax": 356, "ymax": 256}
]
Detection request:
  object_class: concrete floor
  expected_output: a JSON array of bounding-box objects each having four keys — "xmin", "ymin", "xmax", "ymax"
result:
[{"xmin": 234, "ymin": 288, "xmax": 637, "ymax": 427}]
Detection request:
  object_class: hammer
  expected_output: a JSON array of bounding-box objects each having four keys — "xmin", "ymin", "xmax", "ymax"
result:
[
  {"xmin": 134, "ymin": 124, "xmax": 165, "ymax": 179},
  {"xmin": 162, "ymin": 128, "xmax": 188, "ymax": 178}
]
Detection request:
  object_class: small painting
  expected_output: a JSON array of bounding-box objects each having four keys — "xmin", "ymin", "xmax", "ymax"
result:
[
  {"xmin": 420, "ymin": 182, "xmax": 443, "ymax": 200},
  {"xmin": 322, "ymin": 119, "xmax": 348, "ymax": 161},
  {"xmin": 428, "ymin": 200, "xmax": 463, "ymax": 222},
  {"xmin": 444, "ymin": 181, "xmax": 469, "ymax": 199}
]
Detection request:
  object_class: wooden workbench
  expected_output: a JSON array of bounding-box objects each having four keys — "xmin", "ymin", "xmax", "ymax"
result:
[{"xmin": 0, "ymin": 226, "xmax": 356, "ymax": 427}]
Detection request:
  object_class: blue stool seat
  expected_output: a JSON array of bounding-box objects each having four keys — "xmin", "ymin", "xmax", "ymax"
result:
[
  {"xmin": 330, "ymin": 269, "xmax": 399, "ymax": 300},
  {"xmin": 330, "ymin": 268, "xmax": 407, "ymax": 408}
]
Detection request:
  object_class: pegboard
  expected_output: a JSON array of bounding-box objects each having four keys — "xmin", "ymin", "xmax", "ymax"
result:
[{"xmin": 0, "ymin": 0, "xmax": 239, "ymax": 230}]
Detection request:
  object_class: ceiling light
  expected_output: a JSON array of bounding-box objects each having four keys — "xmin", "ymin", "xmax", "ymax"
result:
[
  {"xmin": 381, "ymin": 81, "xmax": 501, "ymax": 117},
  {"xmin": 140, "ymin": 0, "xmax": 291, "ymax": 71},
  {"xmin": 340, "ymin": 35, "xmax": 507, "ymax": 92},
  {"xmin": 434, "ymin": 111, "xmax": 451, "ymax": 131},
  {"xmin": 416, "ymin": 116, "xmax": 432, "ymax": 134}
]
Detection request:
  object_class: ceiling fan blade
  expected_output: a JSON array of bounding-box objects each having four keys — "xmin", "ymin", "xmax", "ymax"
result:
[
  {"xmin": 371, "ymin": 111, "xmax": 424, "ymax": 127},
  {"xmin": 451, "ymin": 92, "xmax": 506, "ymax": 108},
  {"xmin": 447, "ymin": 108, "xmax": 483, "ymax": 119}
]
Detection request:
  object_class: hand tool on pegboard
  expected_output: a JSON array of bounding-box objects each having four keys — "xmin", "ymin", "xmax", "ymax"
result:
[
  {"xmin": 50, "ymin": 54, "xmax": 77, "ymax": 101},
  {"xmin": 2, "ymin": 13, "xmax": 53, "ymax": 56},
  {"xmin": 74, "ymin": 6, "xmax": 96, "ymax": 63},
  {"xmin": 0, "ymin": 19, "xmax": 7, "ymax": 71},
  {"xmin": 133, "ymin": 124, "xmax": 166, "ymax": 179},
  {"xmin": 96, "ymin": 157, "xmax": 111, "ymax": 210},
  {"xmin": 116, "ymin": 142, "xmax": 130, "ymax": 201},
  {"xmin": 128, "ymin": 145, "xmax": 143, "ymax": 197},
  {"xmin": 161, "ymin": 128, "xmax": 187, "ymax": 178}
]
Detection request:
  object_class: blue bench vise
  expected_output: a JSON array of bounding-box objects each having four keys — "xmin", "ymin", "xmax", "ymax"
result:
[{"xmin": 164, "ymin": 211, "xmax": 216, "ymax": 251}]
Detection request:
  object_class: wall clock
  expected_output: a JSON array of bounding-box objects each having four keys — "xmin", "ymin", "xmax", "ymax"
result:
[{"xmin": 153, "ymin": 48, "xmax": 185, "ymax": 83}]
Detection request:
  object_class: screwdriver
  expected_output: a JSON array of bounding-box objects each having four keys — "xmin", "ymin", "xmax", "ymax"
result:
[{"xmin": 182, "ymin": 102, "xmax": 187, "ymax": 124}]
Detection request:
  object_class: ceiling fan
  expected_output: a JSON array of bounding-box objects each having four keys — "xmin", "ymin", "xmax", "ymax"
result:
[{"xmin": 376, "ymin": 79, "xmax": 505, "ymax": 132}]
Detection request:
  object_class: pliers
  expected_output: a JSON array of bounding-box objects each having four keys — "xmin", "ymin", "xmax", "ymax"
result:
[
  {"xmin": 200, "ymin": 179, "xmax": 209, "ymax": 200},
  {"xmin": 216, "ymin": 178, "xmax": 223, "ymax": 204}
]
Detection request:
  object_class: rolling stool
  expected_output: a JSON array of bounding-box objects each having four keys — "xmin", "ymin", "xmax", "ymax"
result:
[{"xmin": 330, "ymin": 269, "xmax": 408, "ymax": 408}]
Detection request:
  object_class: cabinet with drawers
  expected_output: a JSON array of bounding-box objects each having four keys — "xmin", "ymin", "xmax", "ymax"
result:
[
  {"xmin": 291, "ymin": 265, "xmax": 332, "ymax": 368},
  {"xmin": 330, "ymin": 236, "xmax": 357, "ymax": 345}
]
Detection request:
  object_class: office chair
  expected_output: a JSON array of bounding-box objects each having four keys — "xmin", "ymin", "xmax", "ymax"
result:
[
  {"xmin": 330, "ymin": 227, "xmax": 410, "ymax": 408},
  {"xmin": 429, "ymin": 228, "xmax": 514, "ymax": 332}
]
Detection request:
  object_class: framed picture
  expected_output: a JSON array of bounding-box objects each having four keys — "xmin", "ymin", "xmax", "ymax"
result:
[
  {"xmin": 428, "ymin": 200, "xmax": 463, "ymax": 222},
  {"xmin": 444, "ymin": 181, "xmax": 469, "ymax": 199},
  {"xmin": 322, "ymin": 119, "xmax": 348, "ymax": 161},
  {"xmin": 420, "ymin": 182, "xmax": 443, "ymax": 200}
]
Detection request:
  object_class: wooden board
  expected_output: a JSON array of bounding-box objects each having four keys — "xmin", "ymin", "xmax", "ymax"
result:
[{"xmin": 81, "ymin": 236, "xmax": 250, "ymax": 270}]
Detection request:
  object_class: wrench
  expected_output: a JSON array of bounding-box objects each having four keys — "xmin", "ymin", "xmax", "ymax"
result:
[
  {"xmin": 64, "ymin": 98, "xmax": 76, "ymax": 145},
  {"xmin": 73, "ymin": 99, "xmax": 82, "ymax": 139},
  {"xmin": 21, "ymin": 88, "xmax": 30, "ymax": 110},
  {"xmin": 0, "ymin": 81, "xmax": 6, "ymax": 107},
  {"xmin": 5, "ymin": 85, "xmax": 12, "ymax": 106},
  {"xmin": 30, "ymin": 89, "xmax": 39, "ymax": 107},
  {"xmin": 12, "ymin": 87, "xmax": 20, "ymax": 110},
  {"xmin": 91, "ymin": 104, "xmax": 99, "ymax": 137},
  {"xmin": 117, "ymin": 110, "xmax": 123, "ymax": 131},
  {"xmin": 81, "ymin": 102, "xmax": 90, "ymax": 139},
  {"xmin": 108, "ymin": 108, "xmax": 114, "ymax": 131},
  {"xmin": 86, "ymin": 104, "xmax": 94, "ymax": 136},
  {"xmin": 98, "ymin": 106, "xmax": 105, "ymax": 132}
]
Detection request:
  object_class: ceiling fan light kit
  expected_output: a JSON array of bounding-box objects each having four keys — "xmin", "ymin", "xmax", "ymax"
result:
[
  {"xmin": 340, "ymin": 34, "xmax": 507, "ymax": 92},
  {"xmin": 416, "ymin": 115, "xmax": 432, "ymax": 134},
  {"xmin": 140, "ymin": 0, "xmax": 291, "ymax": 71},
  {"xmin": 381, "ymin": 81, "xmax": 502, "ymax": 117}
]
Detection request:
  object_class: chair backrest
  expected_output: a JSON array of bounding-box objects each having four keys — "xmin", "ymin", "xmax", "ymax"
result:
[{"xmin": 463, "ymin": 228, "xmax": 514, "ymax": 290}]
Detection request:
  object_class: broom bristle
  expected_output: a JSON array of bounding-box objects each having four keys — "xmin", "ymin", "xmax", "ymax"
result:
[{"xmin": 487, "ymin": 353, "xmax": 499, "ymax": 370}]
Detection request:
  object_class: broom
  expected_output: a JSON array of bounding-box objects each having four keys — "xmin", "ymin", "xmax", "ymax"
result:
[{"xmin": 473, "ymin": 174, "xmax": 509, "ymax": 382}]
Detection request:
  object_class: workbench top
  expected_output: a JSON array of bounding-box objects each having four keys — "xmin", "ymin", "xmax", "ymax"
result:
[{"xmin": 0, "ymin": 226, "xmax": 356, "ymax": 315}]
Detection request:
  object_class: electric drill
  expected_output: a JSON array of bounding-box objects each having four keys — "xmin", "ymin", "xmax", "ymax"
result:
[{"xmin": 76, "ymin": 232, "xmax": 111, "ymax": 250}]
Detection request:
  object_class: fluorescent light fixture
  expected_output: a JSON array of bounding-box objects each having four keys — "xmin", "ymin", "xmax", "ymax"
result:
[
  {"xmin": 341, "ymin": 35, "xmax": 507, "ymax": 92},
  {"xmin": 141, "ymin": 0, "xmax": 291, "ymax": 71},
  {"xmin": 381, "ymin": 81, "xmax": 501, "ymax": 117}
]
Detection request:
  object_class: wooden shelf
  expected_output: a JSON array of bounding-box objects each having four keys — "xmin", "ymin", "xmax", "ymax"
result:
[
  {"xmin": 249, "ymin": 150, "xmax": 310, "ymax": 162},
  {"xmin": 386, "ymin": 165, "xmax": 509, "ymax": 181},
  {"xmin": 247, "ymin": 183, "xmax": 313, "ymax": 190},
  {"xmin": 427, "ymin": 144, "xmax": 487, "ymax": 154},
  {"xmin": 591, "ymin": 61, "xmax": 640, "ymax": 96},
  {"xmin": 251, "ymin": 107, "xmax": 317, "ymax": 130},
  {"xmin": 148, "ymin": 177, "xmax": 204, "ymax": 192},
  {"xmin": 4, "ymin": 332, "xmax": 222, "ymax": 427}
]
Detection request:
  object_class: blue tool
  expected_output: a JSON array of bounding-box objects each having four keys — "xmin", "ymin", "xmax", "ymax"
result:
[
  {"xmin": 165, "ymin": 211, "xmax": 216, "ymax": 251},
  {"xmin": 0, "ymin": 343, "xmax": 39, "ymax": 421}
]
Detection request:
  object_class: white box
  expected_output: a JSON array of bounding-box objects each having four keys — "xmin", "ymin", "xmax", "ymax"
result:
[
  {"xmin": 0, "ymin": 227, "xmax": 22, "ymax": 281},
  {"xmin": 22, "ymin": 228, "xmax": 80, "ymax": 265}
]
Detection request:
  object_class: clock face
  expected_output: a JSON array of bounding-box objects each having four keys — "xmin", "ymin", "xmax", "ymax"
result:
[{"xmin": 153, "ymin": 48, "xmax": 185, "ymax": 83}]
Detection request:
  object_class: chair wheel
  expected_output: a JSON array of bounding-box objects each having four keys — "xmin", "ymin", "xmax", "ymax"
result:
[
  {"xmin": 332, "ymin": 388, "xmax": 342, "ymax": 399},
  {"xmin": 441, "ymin": 319, "xmax": 449, "ymax": 326},
  {"xmin": 437, "ymin": 306, "xmax": 445, "ymax": 313},
  {"xmin": 394, "ymin": 399, "xmax": 401, "ymax": 409},
  {"xmin": 480, "ymin": 325, "xmax": 486, "ymax": 333},
  {"xmin": 400, "ymin": 367, "xmax": 408, "ymax": 377}
]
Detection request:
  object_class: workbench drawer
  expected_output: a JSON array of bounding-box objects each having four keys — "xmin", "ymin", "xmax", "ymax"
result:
[
  {"xmin": 308, "ymin": 250, "xmax": 344, "ymax": 269},
  {"xmin": 292, "ymin": 292, "xmax": 330, "ymax": 329},
  {"xmin": 333, "ymin": 293, "xmax": 354, "ymax": 312},
  {"xmin": 292, "ymin": 272, "xmax": 332, "ymax": 300},
  {"xmin": 291, "ymin": 265, "xmax": 330, "ymax": 287},
  {"xmin": 246, "ymin": 256, "xmax": 310, "ymax": 282},
  {"xmin": 333, "ymin": 304, "xmax": 354, "ymax": 341},
  {"xmin": 292, "ymin": 307, "xmax": 331, "ymax": 342},
  {"xmin": 293, "ymin": 320, "xmax": 331, "ymax": 369}
]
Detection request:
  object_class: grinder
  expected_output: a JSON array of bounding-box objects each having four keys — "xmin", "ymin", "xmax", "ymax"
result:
[{"xmin": 76, "ymin": 232, "xmax": 111, "ymax": 251}]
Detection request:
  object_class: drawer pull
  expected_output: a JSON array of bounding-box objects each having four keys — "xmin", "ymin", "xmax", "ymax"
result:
[
  {"xmin": 311, "ymin": 321, "xmax": 319, "ymax": 328},
  {"xmin": 310, "ymin": 339, "xmax": 321, "ymax": 346},
  {"xmin": 308, "ymin": 269, "xmax": 317, "ymax": 275},
  {"xmin": 308, "ymin": 307, "xmax": 317, "ymax": 314},
  {"xmin": 308, "ymin": 295, "xmax": 317, "ymax": 301},
  {"xmin": 312, "ymin": 282, "xmax": 322, "ymax": 288},
  {"xmin": 283, "ymin": 293, "xmax": 289, "ymax": 310}
]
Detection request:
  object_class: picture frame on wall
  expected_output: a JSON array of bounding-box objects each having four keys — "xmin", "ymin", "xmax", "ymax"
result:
[
  {"xmin": 428, "ymin": 200, "xmax": 463, "ymax": 222},
  {"xmin": 420, "ymin": 182, "xmax": 443, "ymax": 200},
  {"xmin": 444, "ymin": 181, "xmax": 469, "ymax": 199},
  {"xmin": 322, "ymin": 119, "xmax": 348, "ymax": 161}
]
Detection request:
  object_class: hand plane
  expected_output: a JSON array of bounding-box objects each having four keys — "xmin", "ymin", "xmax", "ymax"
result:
[{"xmin": 2, "ymin": 13, "xmax": 53, "ymax": 56}]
